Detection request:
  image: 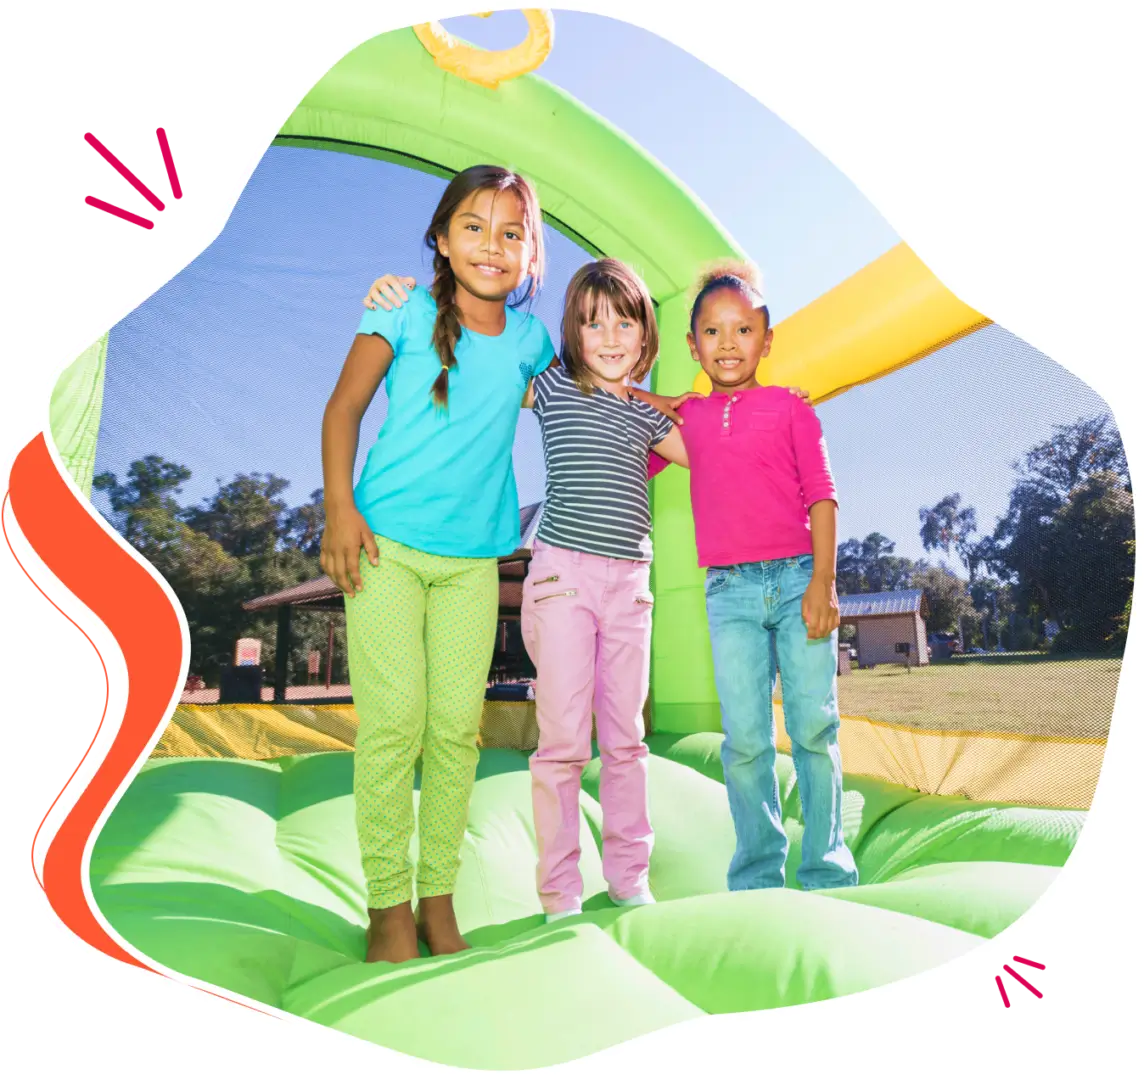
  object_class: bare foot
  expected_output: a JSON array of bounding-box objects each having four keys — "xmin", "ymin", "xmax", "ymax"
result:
[
  {"xmin": 416, "ymin": 894, "xmax": 471, "ymax": 956},
  {"xmin": 365, "ymin": 902, "xmax": 420, "ymax": 964}
]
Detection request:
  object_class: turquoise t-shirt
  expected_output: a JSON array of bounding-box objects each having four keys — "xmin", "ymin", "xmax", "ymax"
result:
[{"xmin": 353, "ymin": 287, "xmax": 555, "ymax": 558}]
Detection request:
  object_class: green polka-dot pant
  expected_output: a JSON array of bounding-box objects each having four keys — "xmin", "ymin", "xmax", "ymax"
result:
[{"xmin": 345, "ymin": 534, "xmax": 499, "ymax": 910}]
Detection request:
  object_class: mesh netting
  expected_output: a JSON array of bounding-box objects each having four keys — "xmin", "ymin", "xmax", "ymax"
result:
[
  {"xmin": 93, "ymin": 147, "xmax": 593, "ymax": 718},
  {"xmin": 88, "ymin": 147, "xmax": 1127, "ymax": 811},
  {"xmin": 94, "ymin": 146, "xmax": 594, "ymax": 519},
  {"xmin": 806, "ymin": 323, "xmax": 1127, "ymax": 807}
]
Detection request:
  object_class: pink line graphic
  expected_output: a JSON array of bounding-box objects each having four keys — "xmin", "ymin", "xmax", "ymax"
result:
[
  {"xmin": 1013, "ymin": 956, "xmax": 1046, "ymax": 970},
  {"xmin": 995, "ymin": 975, "xmax": 1011, "ymax": 1008},
  {"xmin": 1003, "ymin": 964, "xmax": 1043, "ymax": 999},
  {"xmin": 84, "ymin": 124, "xmax": 263, "ymax": 229}
]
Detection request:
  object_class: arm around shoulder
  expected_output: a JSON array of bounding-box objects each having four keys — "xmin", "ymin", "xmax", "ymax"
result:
[
  {"xmin": 651, "ymin": 426, "xmax": 689, "ymax": 468},
  {"xmin": 523, "ymin": 354, "xmax": 560, "ymax": 409}
]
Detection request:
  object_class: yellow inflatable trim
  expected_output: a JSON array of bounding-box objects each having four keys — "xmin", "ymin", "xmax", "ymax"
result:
[
  {"xmin": 413, "ymin": 10, "xmax": 555, "ymax": 90},
  {"xmin": 691, "ymin": 241, "xmax": 991, "ymax": 402}
]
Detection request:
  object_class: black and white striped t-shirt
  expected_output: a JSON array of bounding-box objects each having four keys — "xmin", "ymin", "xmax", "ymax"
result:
[{"xmin": 532, "ymin": 363, "xmax": 673, "ymax": 561}]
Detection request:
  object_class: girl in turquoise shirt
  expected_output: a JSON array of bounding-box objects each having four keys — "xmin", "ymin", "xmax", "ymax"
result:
[{"xmin": 320, "ymin": 165, "xmax": 557, "ymax": 964}]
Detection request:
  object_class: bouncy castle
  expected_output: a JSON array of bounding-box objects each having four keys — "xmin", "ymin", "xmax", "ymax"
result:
[{"xmin": 33, "ymin": 16, "xmax": 1115, "ymax": 1069}]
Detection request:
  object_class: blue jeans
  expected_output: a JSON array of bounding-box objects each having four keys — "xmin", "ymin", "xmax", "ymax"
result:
[{"xmin": 704, "ymin": 554, "xmax": 858, "ymax": 891}]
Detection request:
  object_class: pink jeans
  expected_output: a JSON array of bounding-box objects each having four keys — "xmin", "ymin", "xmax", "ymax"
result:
[{"xmin": 521, "ymin": 539, "xmax": 655, "ymax": 914}]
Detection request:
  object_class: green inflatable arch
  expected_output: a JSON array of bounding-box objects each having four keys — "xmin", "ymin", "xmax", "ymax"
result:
[{"xmin": 52, "ymin": 25, "xmax": 749, "ymax": 734}]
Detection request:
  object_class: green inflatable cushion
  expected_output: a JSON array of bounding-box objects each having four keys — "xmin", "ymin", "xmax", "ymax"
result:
[{"xmin": 91, "ymin": 736, "xmax": 1081, "ymax": 1068}]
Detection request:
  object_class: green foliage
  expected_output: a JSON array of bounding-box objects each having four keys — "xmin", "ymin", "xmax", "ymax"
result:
[
  {"xmin": 1108, "ymin": 538, "xmax": 1134, "ymax": 652},
  {"xmin": 910, "ymin": 563, "xmax": 975, "ymax": 635},
  {"xmin": 918, "ymin": 493, "xmax": 989, "ymax": 581},
  {"xmin": 837, "ymin": 532, "xmax": 917, "ymax": 595},
  {"xmin": 917, "ymin": 415, "xmax": 1133, "ymax": 656},
  {"xmin": 182, "ymin": 473, "xmax": 293, "ymax": 559},
  {"xmin": 96, "ymin": 458, "xmax": 334, "ymax": 686},
  {"xmin": 1045, "ymin": 474, "xmax": 1134, "ymax": 652}
]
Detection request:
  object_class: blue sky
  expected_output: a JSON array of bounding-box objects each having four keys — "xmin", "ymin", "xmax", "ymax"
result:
[{"xmin": 93, "ymin": 10, "xmax": 1112, "ymax": 572}]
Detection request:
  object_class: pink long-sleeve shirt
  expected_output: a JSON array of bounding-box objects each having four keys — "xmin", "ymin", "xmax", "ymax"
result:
[{"xmin": 649, "ymin": 386, "xmax": 838, "ymax": 568}]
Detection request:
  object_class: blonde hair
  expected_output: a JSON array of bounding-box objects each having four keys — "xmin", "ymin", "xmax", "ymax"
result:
[{"xmin": 560, "ymin": 259, "xmax": 659, "ymax": 394}]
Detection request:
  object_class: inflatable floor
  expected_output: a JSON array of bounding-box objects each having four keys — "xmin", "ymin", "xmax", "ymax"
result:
[{"xmin": 91, "ymin": 732, "xmax": 1080, "ymax": 1068}]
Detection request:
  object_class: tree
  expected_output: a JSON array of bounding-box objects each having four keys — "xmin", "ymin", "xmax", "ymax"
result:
[
  {"xmin": 918, "ymin": 493, "xmax": 989, "ymax": 581},
  {"xmin": 1010, "ymin": 413, "xmax": 1128, "ymax": 501},
  {"xmin": 182, "ymin": 472, "xmax": 293, "ymax": 559},
  {"xmin": 94, "ymin": 455, "xmax": 192, "ymax": 546},
  {"xmin": 1108, "ymin": 538, "xmax": 1134, "ymax": 652},
  {"xmin": 911, "ymin": 564, "xmax": 975, "ymax": 635},
  {"xmin": 990, "ymin": 416, "xmax": 1132, "ymax": 645},
  {"xmin": 837, "ymin": 532, "xmax": 919, "ymax": 594},
  {"xmin": 1046, "ymin": 471, "xmax": 1134, "ymax": 651},
  {"xmin": 96, "ymin": 457, "xmax": 336, "ymax": 685},
  {"xmin": 989, "ymin": 479, "xmax": 1055, "ymax": 617},
  {"xmin": 836, "ymin": 538, "xmax": 866, "ymax": 595},
  {"xmin": 871, "ymin": 554, "xmax": 916, "ymax": 593},
  {"xmin": 159, "ymin": 528, "xmax": 254, "ymax": 678},
  {"xmin": 969, "ymin": 576, "xmax": 1015, "ymax": 650},
  {"xmin": 284, "ymin": 488, "xmax": 325, "ymax": 557},
  {"xmin": 196, "ymin": 487, "xmax": 328, "ymax": 681}
]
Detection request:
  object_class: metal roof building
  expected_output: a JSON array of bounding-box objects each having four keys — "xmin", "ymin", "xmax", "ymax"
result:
[
  {"xmin": 839, "ymin": 589, "xmax": 928, "ymax": 619},
  {"xmin": 838, "ymin": 589, "xmax": 930, "ymax": 667}
]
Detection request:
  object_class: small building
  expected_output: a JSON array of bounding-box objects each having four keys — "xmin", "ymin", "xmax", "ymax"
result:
[{"xmin": 839, "ymin": 589, "xmax": 930, "ymax": 668}]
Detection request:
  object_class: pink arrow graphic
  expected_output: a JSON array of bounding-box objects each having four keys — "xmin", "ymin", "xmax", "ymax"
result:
[{"xmin": 84, "ymin": 126, "xmax": 263, "ymax": 232}]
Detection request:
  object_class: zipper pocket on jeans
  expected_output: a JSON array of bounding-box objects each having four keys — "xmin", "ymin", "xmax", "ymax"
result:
[
  {"xmin": 532, "ymin": 574, "xmax": 561, "ymax": 585},
  {"xmin": 635, "ymin": 596, "xmax": 654, "ymax": 606},
  {"xmin": 534, "ymin": 589, "xmax": 577, "ymax": 603}
]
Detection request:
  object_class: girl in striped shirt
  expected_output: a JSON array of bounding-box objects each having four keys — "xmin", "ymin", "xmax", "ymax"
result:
[{"xmin": 364, "ymin": 258, "xmax": 807, "ymax": 921}]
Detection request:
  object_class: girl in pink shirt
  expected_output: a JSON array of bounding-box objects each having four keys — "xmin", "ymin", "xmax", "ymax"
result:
[{"xmin": 653, "ymin": 262, "xmax": 858, "ymax": 892}]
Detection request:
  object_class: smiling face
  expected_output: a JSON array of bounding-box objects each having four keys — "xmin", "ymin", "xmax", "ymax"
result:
[
  {"xmin": 687, "ymin": 285, "xmax": 773, "ymax": 393},
  {"xmin": 578, "ymin": 298, "xmax": 646, "ymax": 390},
  {"xmin": 436, "ymin": 187, "xmax": 534, "ymax": 302},
  {"xmin": 560, "ymin": 259, "xmax": 659, "ymax": 396}
]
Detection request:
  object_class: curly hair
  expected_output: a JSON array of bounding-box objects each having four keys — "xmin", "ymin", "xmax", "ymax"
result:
[{"xmin": 688, "ymin": 258, "xmax": 769, "ymax": 336}]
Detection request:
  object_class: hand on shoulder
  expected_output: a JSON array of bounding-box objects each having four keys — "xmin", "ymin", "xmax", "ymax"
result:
[
  {"xmin": 628, "ymin": 387, "xmax": 702, "ymax": 426},
  {"xmin": 364, "ymin": 274, "xmax": 418, "ymax": 311}
]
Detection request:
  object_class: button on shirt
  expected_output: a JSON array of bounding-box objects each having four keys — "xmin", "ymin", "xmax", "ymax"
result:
[{"xmin": 650, "ymin": 386, "xmax": 838, "ymax": 567}]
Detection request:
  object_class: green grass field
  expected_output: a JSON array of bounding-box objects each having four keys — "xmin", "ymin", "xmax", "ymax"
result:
[{"xmin": 778, "ymin": 655, "xmax": 1120, "ymax": 738}]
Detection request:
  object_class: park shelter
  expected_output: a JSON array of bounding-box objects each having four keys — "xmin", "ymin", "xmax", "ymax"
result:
[
  {"xmin": 29, "ymin": 16, "xmax": 1117, "ymax": 1071},
  {"xmin": 840, "ymin": 589, "xmax": 930, "ymax": 667},
  {"xmin": 240, "ymin": 503, "xmax": 546, "ymax": 702}
]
